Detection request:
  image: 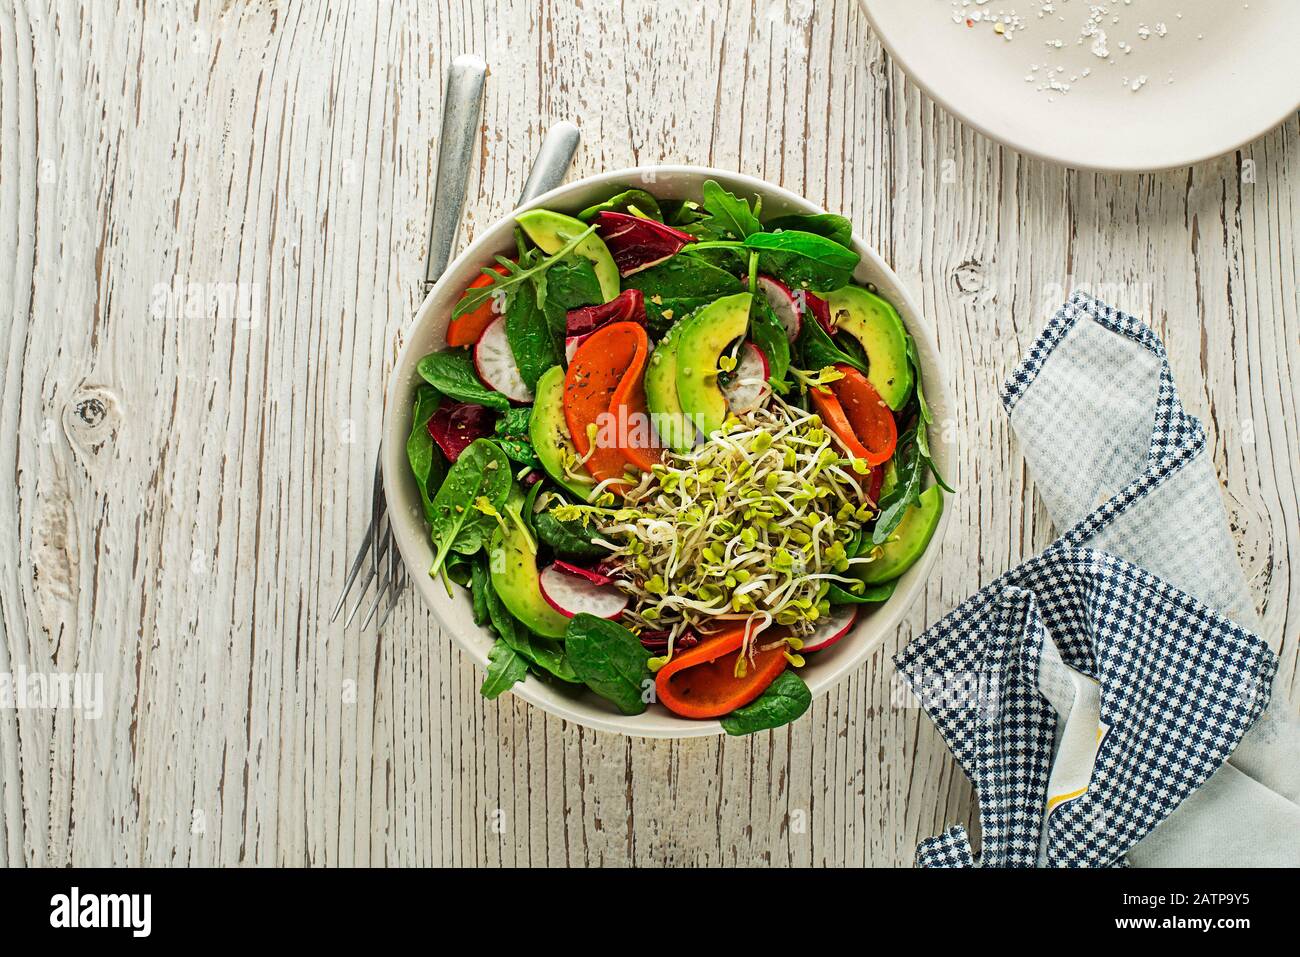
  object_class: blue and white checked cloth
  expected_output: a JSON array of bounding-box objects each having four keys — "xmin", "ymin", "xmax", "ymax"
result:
[{"xmin": 897, "ymin": 293, "xmax": 1300, "ymax": 868}]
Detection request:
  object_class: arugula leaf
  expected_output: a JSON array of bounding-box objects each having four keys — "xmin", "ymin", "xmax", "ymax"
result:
[
  {"xmin": 825, "ymin": 580, "xmax": 896, "ymax": 605},
  {"xmin": 764, "ymin": 213, "xmax": 854, "ymax": 248},
  {"xmin": 564, "ymin": 613, "xmax": 653, "ymax": 715},
  {"xmin": 743, "ymin": 230, "xmax": 860, "ymax": 292},
  {"xmin": 624, "ymin": 255, "xmax": 743, "ymax": 301},
  {"xmin": 872, "ymin": 429, "xmax": 924, "ymax": 545},
  {"xmin": 534, "ymin": 509, "xmax": 606, "ymax": 560},
  {"xmin": 795, "ymin": 307, "xmax": 867, "ymax": 375},
  {"xmin": 720, "ymin": 672, "xmax": 812, "ymax": 735},
  {"xmin": 426, "ymin": 438, "xmax": 512, "ymax": 576},
  {"xmin": 417, "ymin": 351, "xmax": 511, "ymax": 410},
  {"xmin": 748, "ymin": 295, "xmax": 791, "ymax": 389},
  {"xmin": 453, "ymin": 222, "xmax": 599, "ymax": 321},
  {"xmin": 406, "ymin": 385, "xmax": 445, "ymax": 524},
  {"xmin": 505, "ymin": 281, "xmax": 560, "ymax": 392},
  {"xmin": 699, "ymin": 180, "xmax": 762, "ymax": 239},
  {"xmin": 900, "ymin": 332, "xmax": 954, "ymax": 494},
  {"xmin": 480, "ymin": 640, "xmax": 528, "ymax": 699},
  {"xmin": 578, "ymin": 188, "xmax": 663, "ymax": 222}
]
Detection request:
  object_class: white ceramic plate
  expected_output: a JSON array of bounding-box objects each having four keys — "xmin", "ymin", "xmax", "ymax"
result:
[
  {"xmin": 860, "ymin": 0, "xmax": 1300, "ymax": 171},
  {"xmin": 381, "ymin": 166, "xmax": 954, "ymax": 738}
]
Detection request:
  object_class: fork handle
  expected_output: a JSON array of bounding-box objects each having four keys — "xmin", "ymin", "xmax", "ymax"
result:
[
  {"xmin": 517, "ymin": 122, "xmax": 581, "ymax": 207},
  {"xmin": 424, "ymin": 54, "xmax": 487, "ymax": 289}
]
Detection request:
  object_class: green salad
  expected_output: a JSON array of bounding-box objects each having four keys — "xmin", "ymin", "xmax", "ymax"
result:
[{"xmin": 408, "ymin": 180, "xmax": 949, "ymax": 733}]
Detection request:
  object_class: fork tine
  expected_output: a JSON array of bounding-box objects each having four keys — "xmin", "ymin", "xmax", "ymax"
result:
[
  {"xmin": 369, "ymin": 458, "xmax": 384, "ymax": 578},
  {"xmin": 343, "ymin": 561, "xmax": 380, "ymax": 628},
  {"xmin": 332, "ymin": 533, "xmax": 374, "ymax": 622},
  {"xmin": 361, "ymin": 559, "xmax": 395, "ymax": 630},
  {"xmin": 343, "ymin": 528, "xmax": 393, "ymax": 628},
  {"xmin": 331, "ymin": 456, "xmax": 388, "ymax": 622},
  {"xmin": 377, "ymin": 538, "xmax": 405, "ymax": 629},
  {"xmin": 378, "ymin": 568, "xmax": 405, "ymax": 629}
]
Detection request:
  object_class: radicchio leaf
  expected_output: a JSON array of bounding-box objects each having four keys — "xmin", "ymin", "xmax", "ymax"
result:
[
  {"xmin": 426, "ymin": 401, "xmax": 495, "ymax": 463},
  {"xmin": 566, "ymin": 288, "xmax": 646, "ymax": 338},
  {"xmin": 595, "ymin": 211, "xmax": 694, "ymax": 276}
]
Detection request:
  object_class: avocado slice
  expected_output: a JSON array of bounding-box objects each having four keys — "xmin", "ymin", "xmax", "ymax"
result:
[
  {"xmin": 530, "ymin": 366, "xmax": 595, "ymax": 501},
  {"xmin": 643, "ymin": 319, "xmax": 697, "ymax": 453},
  {"xmin": 489, "ymin": 490, "xmax": 571, "ymax": 639},
  {"xmin": 820, "ymin": 286, "xmax": 913, "ymax": 410},
  {"xmin": 516, "ymin": 209, "xmax": 620, "ymax": 303},
  {"xmin": 674, "ymin": 292, "xmax": 752, "ymax": 439},
  {"xmin": 859, "ymin": 486, "xmax": 943, "ymax": 584}
]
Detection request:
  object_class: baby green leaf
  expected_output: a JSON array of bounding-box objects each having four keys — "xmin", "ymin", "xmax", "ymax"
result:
[
  {"xmin": 427, "ymin": 438, "xmax": 512, "ymax": 577},
  {"xmin": 417, "ymin": 351, "xmax": 511, "ymax": 410},
  {"xmin": 480, "ymin": 640, "xmax": 528, "ymax": 699},
  {"xmin": 564, "ymin": 613, "xmax": 653, "ymax": 715},
  {"xmin": 720, "ymin": 671, "xmax": 812, "ymax": 735}
]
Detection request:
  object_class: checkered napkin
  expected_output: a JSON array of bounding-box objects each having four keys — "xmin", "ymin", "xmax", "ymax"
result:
[{"xmin": 896, "ymin": 292, "xmax": 1299, "ymax": 868}]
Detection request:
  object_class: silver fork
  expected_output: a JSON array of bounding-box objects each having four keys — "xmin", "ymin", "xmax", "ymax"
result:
[
  {"xmin": 332, "ymin": 87, "xmax": 582, "ymax": 627},
  {"xmin": 332, "ymin": 54, "xmax": 486, "ymax": 629}
]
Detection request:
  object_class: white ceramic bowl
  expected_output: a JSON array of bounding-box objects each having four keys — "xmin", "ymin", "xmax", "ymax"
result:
[{"xmin": 381, "ymin": 166, "xmax": 954, "ymax": 738}]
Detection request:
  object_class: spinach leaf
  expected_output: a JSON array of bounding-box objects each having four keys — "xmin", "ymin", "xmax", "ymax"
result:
[
  {"xmin": 795, "ymin": 308, "xmax": 867, "ymax": 375},
  {"xmin": 578, "ymin": 188, "xmax": 662, "ymax": 222},
  {"xmin": 745, "ymin": 230, "xmax": 860, "ymax": 292},
  {"xmin": 534, "ymin": 509, "xmax": 606, "ymax": 560},
  {"xmin": 493, "ymin": 405, "xmax": 539, "ymax": 468},
  {"xmin": 720, "ymin": 672, "xmax": 812, "ymax": 735},
  {"xmin": 748, "ymin": 296, "xmax": 791, "ymax": 389},
  {"xmin": 480, "ymin": 640, "xmax": 528, "ymax": 699},
  {"xmin": 427, "ymin": 438, "xmax": 512, "ymax": 576},
  {"xmin": 564, "ymin": 613, "xmax": 653, "ymax": 715},
  {"xmin": 661, "ymin": 199, "xmax": 709, "ymax": 228},
  {"xmin": 643, "ymin": 296, "xmax": 712, "ymax": 338},
  {"xmin": 444, "ymin": 553, "xmax": 474, "ymax": 587},
  {"xmin": 764, "ymin": 213, "xmax": 854, "ymax": 249},
  {"xmin": 700, "ymin": 180, "xmax": 762, "ymax": 239},
  {"xmin": 470, "ymin": 558, "xmax": 491, "ymax": 626},
  {"xmin": 417, "ymin": 351, "xmax": 511, "ymax": 411},
  {"xmin": 825, "ymin": 580, "xmax": 896, "ymax": 605},
  {"xmin": 872, "ymin": 429, "xmax": 924, "ymax": 545},
  {"xmin": 505, "ymin": 281, "xmax": 559, "ymax": 392},
  {"xmin": 542, "ymin": 259, "xmax": 604, "ymax": 360},
  {"xmin": 406, "ymin": 385, "xmax": 445, "ymax": 524},
  {"xmin": 625, "ymin": 255, "xmax": 743, "ymax": 301}
]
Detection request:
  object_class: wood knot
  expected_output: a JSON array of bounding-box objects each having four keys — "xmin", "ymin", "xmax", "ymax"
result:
[
  {"xmin": 952, "ymin": 259, "xmax": 985, "ymax": 295},
  {"xmin": 74, "ymin": 396, "xmax": 108, "ymax": 428},
  {"xmin": 63, "ymin": 386, "xmax": 123, "ymax": 461}
]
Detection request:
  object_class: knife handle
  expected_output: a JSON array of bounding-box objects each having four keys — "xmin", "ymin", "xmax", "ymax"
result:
[
  {"xmin": 424, "ymin": 54, "xmax": 487, "ymax": 290},
  {"xmin": 517, "ymin": 121, "xmax": 581, "ymax": 207}
]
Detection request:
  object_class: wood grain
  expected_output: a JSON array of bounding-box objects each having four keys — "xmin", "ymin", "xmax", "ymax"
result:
[{"xmin": 1, "ymin": 0, "xmax": 1295, "ymax": 866}]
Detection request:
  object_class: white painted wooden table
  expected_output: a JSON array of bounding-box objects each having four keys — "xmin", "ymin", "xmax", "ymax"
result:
[{"xmin": 1, "ymin": 0, "xmax": 1296, "ymax": 867}]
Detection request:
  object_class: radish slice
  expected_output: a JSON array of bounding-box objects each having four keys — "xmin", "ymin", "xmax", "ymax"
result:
[
  {"xmin": 721, "ymin": 342, "xmax": 770, "ymax": 414},
  {"xmin": 802, "ymin": 604, "xmax": 857, "ymax": 653},
  {"xmin": 756, "ymin": 275, "xmax": 802, "ymax": 341},
  {"xmin": 539, "ymin": 563, "xmax": 628, "ymax": 620},
  {"xmin": 564, "ymin": 334, "xmax": 585, "ymax": 363},
  {"xmin": 474, "ymin": 316, "xmax": 533, "ymax": 403}
]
